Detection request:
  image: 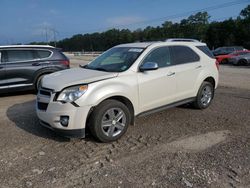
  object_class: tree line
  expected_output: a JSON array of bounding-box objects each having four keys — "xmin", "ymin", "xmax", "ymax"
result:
[{"xmin": 31, "ymin": 5, "xmax": 250, "ymax": 51}]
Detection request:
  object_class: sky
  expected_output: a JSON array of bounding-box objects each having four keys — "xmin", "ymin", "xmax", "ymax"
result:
[{"xmin": 0, "ymin": 0, "xmax": 249, "ymax": 44}]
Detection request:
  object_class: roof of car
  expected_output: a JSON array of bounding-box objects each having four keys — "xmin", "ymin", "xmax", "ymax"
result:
[
  {"xmin": 116, "ymin": 42, "xmax": 156, "ymax": 48},
  {"xmin": 116, "ymin": 41, "xmax": 206, "ymax": 48},
  {"xmin": 0, "ymin": 45, "xmax": 55, "ymax": 49}
]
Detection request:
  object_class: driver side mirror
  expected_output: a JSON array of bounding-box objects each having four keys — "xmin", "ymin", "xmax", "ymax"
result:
[{"xmin": 139, "ymin": 62, "xmax": 159, "ymax": 72}]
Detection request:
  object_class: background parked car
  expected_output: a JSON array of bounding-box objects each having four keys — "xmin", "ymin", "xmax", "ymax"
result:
[
  {"xmin": 0, "ymin": 45, "xmax": 70, "ymax": 94},
  {"xmin": 216, "ymin": 50, "xmax": 250, "ymax": 64},
  {"xmin": 212, "ymin": 46, "xmax": 244, "ymax": 56},
  {"xmin": 230, "ymin": 53, "xmax": 250, "ymax": 66}
]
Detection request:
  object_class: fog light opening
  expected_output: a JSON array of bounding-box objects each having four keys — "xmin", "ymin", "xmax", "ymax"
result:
[{"xmin": 60, "ymin": 116, "xmax": 69, "ymax": 127}]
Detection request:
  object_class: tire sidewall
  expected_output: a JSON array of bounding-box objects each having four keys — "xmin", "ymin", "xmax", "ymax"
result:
[{"xmin": 35, "ymin": 74, "xmax": 46, "ymax": 92}]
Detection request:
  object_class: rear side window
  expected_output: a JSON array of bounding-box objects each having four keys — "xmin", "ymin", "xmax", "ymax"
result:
[
  {"xmin": 4, "ymin": 50, "xmax": 35, "ymax": 62},
  {"xmin": 36, "ymin": 50, "xmax": 52, "ymax": 59},
  {"xmin": 235, "ymin": 46, "xmax": 244, "ymax": 51},
  {"xmin": 170, "ymin": 46, "xmax": 200, "ymax": 65},
  {"xmin": 225, "ymin": 48, "xmax": 235, "ymax": 53},
  {"xmin": 143, "ymin": 47, "xmax": 171, "ymax": 68},
  {"xmin": 238, "ymin": 51, "xmax": 249, "ymax": 55},
  {"xmin": 196, "ymin": 46, "xmax": 215, "ymax": 58}
]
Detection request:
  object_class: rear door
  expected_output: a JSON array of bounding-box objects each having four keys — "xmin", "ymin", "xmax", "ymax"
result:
[
  {"xmin": 169, "ymin": 45, "xmax": 202, "ymax": 101},
  {"xmin": 2, "ymin": 49, "xmax": 43, "ymax": 88}
]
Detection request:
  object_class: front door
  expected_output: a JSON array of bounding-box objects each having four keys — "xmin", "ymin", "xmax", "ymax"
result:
[{"xmin": 138, "ymin": 46, "xmax": 176, "ymax": 112}]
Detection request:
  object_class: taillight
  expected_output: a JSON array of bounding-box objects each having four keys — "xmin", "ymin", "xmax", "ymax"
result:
[
  {"xmin": 215, "ymin": 60, "xmax": 219, "ymax": 70},
  {"xmin": 60, "ymin": 60, "xmax": 70, "ymax": 67}
]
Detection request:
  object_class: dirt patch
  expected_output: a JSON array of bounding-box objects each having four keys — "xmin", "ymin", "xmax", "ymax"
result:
[{"xmin": 168, "ymin": 130, "xmax": 230, "ymax": 151}]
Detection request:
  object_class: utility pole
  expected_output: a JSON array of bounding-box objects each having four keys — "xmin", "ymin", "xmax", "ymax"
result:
[
  {"xmin": 45, "ymin": 26, "xmax": 48, "ymax": 44},
  {"xmin": 50, "ymin": 28, "xmax": 59, "ymax": 47}
]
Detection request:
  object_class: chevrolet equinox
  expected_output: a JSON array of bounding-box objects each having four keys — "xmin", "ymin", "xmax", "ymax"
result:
[{"xmin": 36, "ymin": 40, "xmax": 219, "ymax": 142}]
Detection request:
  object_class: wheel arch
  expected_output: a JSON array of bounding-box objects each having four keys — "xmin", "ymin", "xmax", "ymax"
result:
[
  {"xmin": 86, "ymin": 95, "xmax": 135, "ymax": 128},
  {"xmin": 33, "ymin": 68, "xmax": 58, "ymax": 85},
  {"xmin": 203, "ymin": 76, "xmax": 216, "ymax": 88}
]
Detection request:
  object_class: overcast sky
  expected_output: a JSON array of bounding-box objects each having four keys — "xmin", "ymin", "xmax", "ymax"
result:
[{"xmin": 0, "ymin": 0, "xmax": 249, "ymax": 44}]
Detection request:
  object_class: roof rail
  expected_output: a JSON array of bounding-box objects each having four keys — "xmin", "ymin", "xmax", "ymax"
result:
[
  {"xmin": 166, "ymin": 38, "xmax": 200, "ymax": 43},
  {"xmin": 0, "ymin": 45, "xmax": 55, "ymax": 48}
]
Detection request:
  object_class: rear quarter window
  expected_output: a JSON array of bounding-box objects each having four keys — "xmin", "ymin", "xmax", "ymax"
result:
[
  {"xmin": 36, "ymin": 50, "xmax": 52, "ymax": 59},
  {"xmin": 196, "ymin": 46, "xmax": 215, "ymax": 59},
  {"xmin": 170, "ymin": 46, "xmax": 200, "ymax": 65}
]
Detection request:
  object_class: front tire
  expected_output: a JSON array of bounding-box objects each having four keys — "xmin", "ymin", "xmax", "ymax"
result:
[
  {"xmin": 193, "ymin": 81, "xmax": 214, "ymax": 109},
  {"xmin": 89, "ymin": 100, "xmax": 131, "ymax": 142}
]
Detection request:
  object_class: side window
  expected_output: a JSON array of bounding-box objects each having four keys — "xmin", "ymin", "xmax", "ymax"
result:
[
  {"xmin": 170, "ymin": 46, "xmax": 200, "ymax": 65},
  {"xmin": 5, "ymin": 50, "xmax": 35, "ymax": 63},
  {"xmin": 36, "ymin": 50, "xmax": 52, "ymax": 59},
  {"xmin": 0, "ymin": 52, "xmax": 1, "ymax": 63},
  {"xmin": 142, "ymin": 47, "xmax": 171, "ymax": 68},
  {"xmin": 239, "ymin": 52, "xmax": 249, "ymax": 55},
  {"xmin": 196, "ymin": 46, "xmax": 215, "ymax": 59}
]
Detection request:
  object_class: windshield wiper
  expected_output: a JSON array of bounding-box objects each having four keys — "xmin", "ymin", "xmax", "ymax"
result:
[
  {"xmin": 81, "ymin": 65, "xmax": 109, "ymax": 72},
  {"xmin": 80, "ymin": 64, "xmax": 87, "ymax": 68},
  {"xmin": 94, "ymin": 67, "xmax": 109, "ymax": 72}
]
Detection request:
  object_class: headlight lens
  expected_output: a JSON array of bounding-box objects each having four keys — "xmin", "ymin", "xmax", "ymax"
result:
[{"xmin": 57, "ymin": 85, "xmax": 88, "ymax": 103}]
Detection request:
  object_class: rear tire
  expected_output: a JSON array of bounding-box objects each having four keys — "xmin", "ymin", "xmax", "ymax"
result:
[
  {"xmin": 89, "ymin": 99, "xmax": 131, "ymax": 142},
  {"xmin": 238, "ymin": 59, "xmax": 247, "ymax": 66},
  {"xmin": 193, "ymin": 81, "xmax": 214, "ymax": 109},
  {"xmin": 35, "ymin": 74, "xmax": 46, "ymax": 93}
]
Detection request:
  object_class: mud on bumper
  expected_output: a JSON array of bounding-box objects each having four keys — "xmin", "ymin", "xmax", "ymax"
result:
[{"xmin": 39, "ymin": 120, "xmax": 85, "ymax": 138}]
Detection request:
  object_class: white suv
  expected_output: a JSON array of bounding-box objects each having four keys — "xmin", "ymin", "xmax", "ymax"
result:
[{"xmin": 36, "ymin": 41, "xmax": 219, "ymax": 142}]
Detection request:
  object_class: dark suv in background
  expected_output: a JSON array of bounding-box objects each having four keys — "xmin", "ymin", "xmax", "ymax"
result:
[{"xmin": 0, "ymin": 45, "xmax": 70, "ymax": 94}]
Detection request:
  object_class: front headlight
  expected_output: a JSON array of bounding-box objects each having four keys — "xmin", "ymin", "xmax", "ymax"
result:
[{"xmin": 57, "ymin": 85, "xmax": 88, "ymax": 103}]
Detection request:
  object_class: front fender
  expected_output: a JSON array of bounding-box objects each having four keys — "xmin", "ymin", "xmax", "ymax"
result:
[{"xmin": 75, "ymin": 75, "xmax": 139, "ymax": 115}]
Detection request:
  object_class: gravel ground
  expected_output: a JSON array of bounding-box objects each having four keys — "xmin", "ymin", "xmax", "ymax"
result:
[{"xmin": 0, "ymin": 57, "xmax": 250, "ymax": 188}]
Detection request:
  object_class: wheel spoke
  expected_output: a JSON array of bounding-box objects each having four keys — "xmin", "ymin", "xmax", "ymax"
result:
[
  {"xmin": 115, "ymin": 111, "xmax": 124, "ymax": 121},
  {"xmin": 107, "ymin": 126, "xmax": 115, "ymax": 137},
  {"xmin": 115, "ymin": 122, "xmax": 125, "ymax": 130},
  {"xmin": 201, "ymin": 97, "xmax": 206, "ymax": 103},
  {"xmin": 107, "ymin": 109, "xmax": 115, "ymax": 119},
  {"xmin": 102, "ymin": 120, "xmax": 112, "ymax": 127}
]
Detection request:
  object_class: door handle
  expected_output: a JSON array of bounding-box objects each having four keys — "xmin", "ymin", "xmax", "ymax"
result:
[
  {"xmin": 195, "ymin": 65, "xmax": 202, "ymax": 69},
  {"xmin": 167, "ymin": 72, "xmax": 175, "ymax": 76},
  {"xmin": 32, "ymin": 62, "xmax": 41, "ymax": 66}
]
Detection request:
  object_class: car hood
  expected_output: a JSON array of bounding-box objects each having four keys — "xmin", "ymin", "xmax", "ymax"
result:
[{"xmin": 42, "ymin": 68, "xmax": 118, "ymax": 91}]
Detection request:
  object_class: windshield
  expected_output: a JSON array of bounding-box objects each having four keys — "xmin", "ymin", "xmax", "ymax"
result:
[{"xmin": 84, "ymin": 47, "xmax": 144, "ymax": 72}]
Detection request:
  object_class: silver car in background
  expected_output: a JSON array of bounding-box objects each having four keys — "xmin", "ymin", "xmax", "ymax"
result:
[{"xmin": 230, "ymin": 53, "xmax": 250, "ymax": 66}]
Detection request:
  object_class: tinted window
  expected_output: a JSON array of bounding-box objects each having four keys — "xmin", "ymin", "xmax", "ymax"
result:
[
  {"xmin": 225, "ymin": 48, "xmax": 235, "ymax": 53},
  {"xmin": 5, "ymin": 50, "xmax": 35, "ymax": 62},
  {"xmin": 37, "ymin": 50, "xmax": 52, "ymax": 59},
  {"xmin": 238, "ymin": 51, "xmax": 249, "ymax": 55},
  {"xmin": 235, "ymin": 46, "xmax": 244, "ymax": 51},
  {"xmin": 142, "ymin": 47, "xmax": 171, "ymax": 68},
  {"xmin": 170, "ymin": 46, "xmax": 200, "ymax": 65},
  {"xmin": 196, "ymin": 46, "xmax": 215, "ymax": 58}
]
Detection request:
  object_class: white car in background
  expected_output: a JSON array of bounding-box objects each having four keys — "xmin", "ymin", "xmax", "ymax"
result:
[{"xmin": 36, "ymin": 39, "xmax": 219, "ymax": 142}]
